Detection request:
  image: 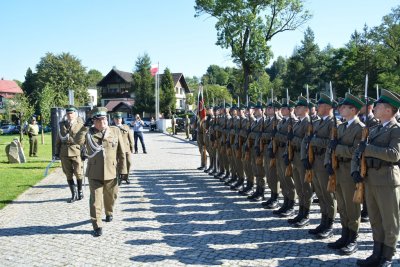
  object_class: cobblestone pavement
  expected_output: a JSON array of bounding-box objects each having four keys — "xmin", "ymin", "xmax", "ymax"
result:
[{"xmin": 0, "ymin": 131, "xmax": 398, "ymax": 266}]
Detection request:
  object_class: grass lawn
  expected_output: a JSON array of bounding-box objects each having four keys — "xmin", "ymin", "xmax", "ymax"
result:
[{"xmin": 0, "ymin": 133, "xmax": 60, "ymax": 210}]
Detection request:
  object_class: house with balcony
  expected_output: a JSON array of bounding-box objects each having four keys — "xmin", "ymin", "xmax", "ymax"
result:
[{"xmin": 157, "ymin": 73, "xmax": 192, "ymax": 112}]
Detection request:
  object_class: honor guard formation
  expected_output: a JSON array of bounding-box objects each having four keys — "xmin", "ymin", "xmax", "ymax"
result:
[{"xmin": 195, "ymin": 88, "xmax": 400, "ymax": 267}]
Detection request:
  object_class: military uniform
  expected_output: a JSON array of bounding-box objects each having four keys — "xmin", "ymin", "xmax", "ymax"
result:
[
  {"xmin": 113, "ymin": 112, "xmax": 134, "ymax": 185},
  {"xmin": 352, "ymin": 89, "xmax": 400, "ymax": 266},
  {"xmin": 27, "ymin": 118, "xmax": 39, "ymax": 157},
  {"xmin": 262, "ymin": 101, "xmax": 282, "ymax": 209},
  {"xmin": 76, "ymin": 107, "xmax": 127, "ymax": 237},
  {"xmin": 239, "ymin": 106, "xmax": 255, "ymax": 195},
  {"xmin": 221, "ymin": 107, "xmax": 232, "ymax": 180},
  {"xmin": 326, "ymin": 94, "xmax": 364, "ymax": 255},
  {"xmin": 197, "ymin": 116, "xmax": 207, "ymax": 169},
  {"xmin": 207, "ymin": 108, "xmax": 218, "ymax": 175},
  {"xmin": 55, "ymin": 106, "xmax": 84, "ymax": 202},
  {"xmin": 204, "ymin": 110, "xmax": 214, "ymax": 173},
  {"xmin": 224, "ymin": 107, "xmax": 238, "ymax": 185},
  {"xmin": 273, "ymin": 100, "xmax": 297, "ymax": 217},
  {"xmin": 231, "ymin": 106, "xmax": 246, "ymax": 190},
  {"xmin": 306, "ymin": 93, "xmax": 339, "ymax": 239}
]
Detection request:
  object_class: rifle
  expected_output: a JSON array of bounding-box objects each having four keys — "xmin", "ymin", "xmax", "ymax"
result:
[
  {"xmin": 285, "ymin": 89, "xmax": 294, "ymax": 176},
  {"xmin": 236, "ymin": 113, "xmax": 243, "ymax": 160},
  {"xmin": 305, "ymin": 85, "xmax": 314, "ymax": 183},
  {"xmin": 353, "ymin": 75, "xmax": 369, "ymax": 204},
  {"xmin": 327, "ymin": 82, "xmax": 338, "ymax": 192},
  {"xmin": 244, "ymin": 113, "xmax": 253, "ymax": 161},
  {"xmin": 270, "ymin": 89, "xmax": 278, "ymax": 168},
  {"xmin": 256, "ymin": 112, "xmax": 264, "ymax": 166}
]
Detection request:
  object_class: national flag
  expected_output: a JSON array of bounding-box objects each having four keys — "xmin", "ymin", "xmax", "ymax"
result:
[
  {"xmin": 150, "ymin": 64, "xmax": 158, "ymax": 76},
  {"xmin": 198, "ymin": 86, "xmax": 206, "ymax": 120}
]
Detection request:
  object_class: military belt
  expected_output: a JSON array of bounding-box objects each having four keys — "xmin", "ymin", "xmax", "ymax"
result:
[
  {"xmin": 366, "ymin": 157, "xmax": 400, "ymax": 169},
  {"xmin": 337, "ymin": 157, "xmax": 351, "ymax": 162},
  {"xmin": 312, "ymin": 147, "xmax": 326, "ymax": 155}
]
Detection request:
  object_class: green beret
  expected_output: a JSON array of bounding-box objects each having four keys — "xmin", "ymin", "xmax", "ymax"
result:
[
  {"xmin": 224, "ymin": 103, "xmax": 231, "ymax": 109},
  {"xmin": 91, "ymin": 107, "xmax": 108, "ymax": 119},
  {"xmin": 339, "ymin": 93, "xmax": 364, "ymax": 110},
  {"xmin": 281, "ymin": 99, "xmax": 296, "ymax": 108},
  {"xmin": 231, "ymin": 104, "xmax": 238, "ymax": 110},
  {"xmin": 239, "ymin": 104, "xmax": 246, "ymax": 110},
  {"xmin": 295, "ymin": 96, "xmax": 308, "ymax": 107},
  {"xmin": 317, "ymin": 93, "xmax": 337, "ymax": 107},
  {"xmin": 112, "ymin": 112, "xmax": 123, "ymax": 119},
  {"xmin": 375, "ymin": 89, "xmax": 400, "ymax": 109},
  {"xmin": 65, "ymin": 105, "xmax": 77, "ymax": 113},
  {"xmin": 248, "ymin": 102, "xmax": 255, "ymax": 109},
  {"xmin": 267, "ymin": 100, "xmax": 282, "ymax": 109},
  {"xmin": 254, "ymin": 101, "xmax": 263, "ymax": 109}
]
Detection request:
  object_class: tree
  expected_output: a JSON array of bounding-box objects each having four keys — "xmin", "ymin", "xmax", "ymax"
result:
[
  {"xmin": 35, "ymin": 52, "xmax": 89, "ymax": 108},
  {"xmin": 87, "ymin": 69, "xmax": 103, "ymax": 87},
  {"xmin": 203, "ymin": 65, "xmax": 229, "ymax": 85},
  {"xmin": 131, "ymin": 53, "xmax": 154, "ymax": 114},
  {"xmin": 21, "ymin": 68, "xmax": 37, "ymax": 102},
  {"xmin": 37, "ymin": 84, "xmax": 54, "ymax": 144},
  {"xmin": 159, "ymin": 68, "xmax": 176, "ymax": 117},
  {"xmin": 195, "ymin": 0, "xmax": 311, "ymax": 99},
  {"xmin": 8, "ymin": 93, "xmax": 34, "ymax": 143}
]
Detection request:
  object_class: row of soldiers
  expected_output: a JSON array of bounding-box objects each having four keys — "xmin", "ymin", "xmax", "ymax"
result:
[
  {"xmin": 55, "ymin": 106, "xmax": 134, "ymax": 237},
  {"xmin": 196, "ymin": 89, "xmax": 400, "ymax": 267}
]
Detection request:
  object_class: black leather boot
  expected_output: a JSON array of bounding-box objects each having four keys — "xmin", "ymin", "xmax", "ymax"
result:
[
  {"xmin": 221, "ymin": 171, "xmax": 231, "ymax": 181},
  {"xmin": 295, "ymin": 207, "xmax": 310, "ymax": 228},
  {"xmin": 77, "ymin": 179, "xmax": 84, "ymax": 200},
  {"xmin": 356, "ymin": 241, "xmax": 382, "ymax": 266},
  {"xmin": 67, "ymin": 180, "xmax": 77, "ymax": 203},
  {"xmin": 328, "ymin": 227, "xmax": 349, "ymax": 249},
  {"xmin": 215, "ymin": 170, "xmax": 225, "ymax": 179},
  {"xmin": 249, "ymin": 186, "xmax": 265, "ymax": 201},
  {"xmin": 361, "ymin": 200, "xmax": 369, "ymax": 223},
  {"xmin": 239, "ymin": 182, "xmax": 253, "ymax": 195},
  {"xmin": 225, "ymin": 174, "xmax": 237, "ymax": 185},
  {"xmin": 317, "ymin": 217, "xmax": 334, "ymax": 239},
  {"xmin": 262, "ymin": 193, "xmax": 280, "ymax": 209},
  {"xmin": 288, "ymin": 206, "xmax": 303, "ymax": 224},
  {"xmin": 204, "ymin": 159, "xmax": 213, "ymax": 173},
  {"xmin": 247, "ymin": 186, "xmax": 261, "ymax": 200},
  {"xmin": 273, "ymin": 197, "xmax": 289, "ymax": 215},
  {"xmin": 341, "ymin": 229, "xmax": 358, "ymax": 255},
  {"xmin": 230, "ymin": 178, "xmax": 244, "ymax": 190},
  {"xmin": 280, "ymin": 199, "xmax": 295, "ymax": 217},
  {"xmin": 309, "ymin": 214, "xmax": 326, "ymax": 235},
  {"xmin": 379, "ymin": 245, "xmax": 395, "ymax": 267}
]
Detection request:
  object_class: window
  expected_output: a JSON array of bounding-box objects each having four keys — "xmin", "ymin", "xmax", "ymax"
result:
[
  {"xmin": 180, "ymin": 100, "xmax": 183, "ymax": 108},
  {"xmin": 180, "ymin": 88, "xmax": 183, "ymax": 95}
]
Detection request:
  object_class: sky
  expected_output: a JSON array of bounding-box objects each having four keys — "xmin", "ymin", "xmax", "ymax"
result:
[{"xmin": 0, "ymin": 0, "xmax": 399, "ymax": 82}]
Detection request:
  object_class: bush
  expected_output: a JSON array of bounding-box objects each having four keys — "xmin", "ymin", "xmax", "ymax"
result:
[{"xmin": 0, "ymin": 129, "xmax": 3, "ymax": 135}]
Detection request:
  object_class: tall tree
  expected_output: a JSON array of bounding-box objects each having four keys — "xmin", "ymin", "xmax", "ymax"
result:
[
  {"xmin": 159, "ymin": 68, "xmax": 176, "ymax": 117},
  {"xmin": 131, "ymin": 53, "xmax": 154, "ymax": 114},
  {"xmin": 87, "ymin": 69, "xmax": 103, "ymax": 87},
  {"xmin": 35, "ymin": 52, "xmax": 89, "ymax": 107},
  {"xmin": 21, "ymin": 68, "xmax": 37, "ymax": 102},
  {"xmin": 195, "ymin": 0, "xmax": 311, "ymax": 98},
  {"xmin": 37, "ymin": 84, "xmax": 54, "ymax": 144}
]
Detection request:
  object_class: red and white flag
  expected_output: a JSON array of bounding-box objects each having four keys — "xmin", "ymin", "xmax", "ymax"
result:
[
  {"xmin": 150, "ymin": 64, "xmax": 159, "ymax": 76},
  {"xmin": 198, "ymin": 86, "xmax": 206, "ymax": 120}
]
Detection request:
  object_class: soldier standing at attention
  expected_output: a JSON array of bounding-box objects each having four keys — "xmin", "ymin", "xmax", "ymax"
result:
[
  {"xmin": 224, "ymin": 105, "xmax": 238, "ymax": 185},
  {"xmin": 239, "ymin": 103, "xmax": 255, "ymax": 196},
  {"xmin": 272, "ymin": 99, "xmax": 297, "ymax": 217},
  {"xmin": 288, "ymin": 96, "xmax": 313, "ymax": 227},
  {"xmin": 220, "ymin": 104, "xmax": 232, "ymax": 181},
  {"xmin": 204, "ymin": 107, "xmax": 214, "ymax": 173},
  {"xmin": 197, "ymin": 111, "xmax": 207, "ymax": 170},
  {"xmin": 352, "ymin": 89, "xmax": 400, "ymax": 266},
  {"xmin": 326, "ymin": 93, "xmax": 364, "ymax": 255},
  {"xmin": 27, "ymin": 117, "xmax": 39, "ymax": 157},
  {"xmin": 306, "ymin": 94, "xmax": 339, "ymax": 239},
  {"xmin": 76, "ymin": 107, "xmax": 127, "ymax": 237},
  {"xmin": 231, "ymin": 105, "xmax": 246, "ymax": 190},
  {"xmin": 171, "ymin": 114, "xmax": 176, "ymax": 135},
  {"xmin": 113, "ymin": 112, "xmax": 134, "ymax": 185},
  {"xmin": 185, "ymin": 114, "xmax": 190, "ymax": 139},
  {"xmin": 55, "ymin": 106, "xmax": 84, "ymax": 203},
  {"xmin": 262, "ymin": 100, "xmax": 282, "ymax": 209}
]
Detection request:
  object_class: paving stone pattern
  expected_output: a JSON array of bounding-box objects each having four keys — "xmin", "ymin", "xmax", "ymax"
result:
[{"xmin": 0, "ymin": 131, "xmax": 398, "ymax": 266}]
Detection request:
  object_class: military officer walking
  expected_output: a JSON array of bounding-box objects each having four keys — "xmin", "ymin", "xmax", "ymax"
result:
[
  {"xmin": 76, "ymin": 107, "xmax": 127, "ymax": 237},
  {"xmin": 27, "ymin": 117, "xmax": 39, "ymax": 157},
  {"xmin": 352, "ymin": 89, "xmax": 400, "ymax": 266},
  {"xmin": 326, "ymin": 93, "xmax": 364, "ymax": 255},
  {"xmin": 55, "ymin": 106, "xmax": 84, "ymax": 202},
  {"xmin": 113, "ymin": 112, "xmax": 134, "ymax": 185}
]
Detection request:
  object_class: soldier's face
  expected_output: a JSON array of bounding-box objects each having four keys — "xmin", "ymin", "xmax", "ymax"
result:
[
  {"xmin": 373, "ymin": 103, "xmax": 391, "ymax": 120},
  {"xmin": 114, "ymin": 118, "xmax": 122, "ymax": 125},
  {"xmin": 94, "ymin": 117, "xmax": 108, "ymax": 131},
  {"xmin": 66, "ymin": 112, "xmax": 76, "ymax": 121},
  {"xmin": 281, "ymin": 107, "xmax": 290, "ymax": 116}
]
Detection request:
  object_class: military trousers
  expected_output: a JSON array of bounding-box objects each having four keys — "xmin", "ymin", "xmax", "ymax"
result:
[
  {"xmin": 251, "ymin": 151, "xmax": 265, "ymax": 188},
  {"xmin": 276, "ymin": 147, "xmax": 296, "ymax": 201},
  {"xmin": 234, "ymin": 148, "xmax": 244, "ymax": 179},
  {"xmin": 126, "ymin": 152, "xmax": 133, "ymax": 173},
  {"xmin": 336, "ymin": 162, "xmax": 361, "ymax": 232},
  {"xmin": 60, "ymin": 155, "xmax": 83, "ymax": 181},
  {"xmin": 227, "ymin": 147, "xmax": 237, "ymax": 176},
  {"xmin": 29, "ymin": 135, "xmax": 38, "ymax": 156},
  {"xmin": 242, "ymin": 147, "xmax": 254, "ymax": 185},
  {"xmin": 216, "ymin": 146, "xmax": 224, "ymax": 173},
  {"xmin": 292, "ymin": 152, "xmax": 312, "ymax": 208},
  {"xmin": 89, "ymin": 178, "xmax": 118, "ymax": 229},
  {"xmin": 312, "ymin": 154, "xmax": 337, "ymax": 219},
  {"xmin": 264, "ymin": 151, "xmax": 280, "ymax": 195},
  {"xmin": 197, "ymin": 134, "xmax": 207, "ymax": 167},
  {"xmin": 365, "ymin": 182, "xmax": 400, "ymax": 248}
]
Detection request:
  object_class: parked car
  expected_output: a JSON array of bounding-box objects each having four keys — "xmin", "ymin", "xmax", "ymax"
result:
[
  {"xmin": 123, "ymin": 118, "xmax": 135, "ymax": 127},
  {"xmin": 1, "ymin": 125, "xmax": 17, "ymax": 134}
]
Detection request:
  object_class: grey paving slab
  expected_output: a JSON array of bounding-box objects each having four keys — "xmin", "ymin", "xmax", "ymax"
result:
[{"xmin": 0, "ymin": 131, "xmax": 398, "ymax": 266}]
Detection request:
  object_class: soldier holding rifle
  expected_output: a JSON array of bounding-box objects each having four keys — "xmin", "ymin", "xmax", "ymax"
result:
[
  {"xmin": 352, "ymin": 89, "xmax": 400, "ymax": 267},
  {"xmin": 326, "ymin": 93, "xmax": 364, "ymax": 255},
  {"xmin": 231, "ymin": 105, "xmax": 246, "ymax": 190}
]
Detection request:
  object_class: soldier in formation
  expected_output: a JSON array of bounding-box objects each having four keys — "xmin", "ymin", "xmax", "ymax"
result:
[
  {"xmin": 195, "ymin": 88, "xmax": 400, "ymax": 266},
  {"xmin": 55, "ymin": 105, "xmax": 85, "ymax": 203}
]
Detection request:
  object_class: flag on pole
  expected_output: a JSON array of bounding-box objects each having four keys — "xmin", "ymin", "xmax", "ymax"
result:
[
  {"xmin": 150, "ymin": 64, "xmax": 159, "ymax": 76},
  {"xmin": 198, "ymin": 86, "xmax": 206, "ymax": 120}
]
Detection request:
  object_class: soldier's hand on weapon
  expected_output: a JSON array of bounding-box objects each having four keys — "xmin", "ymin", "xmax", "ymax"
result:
[
  {"xmin": 351, "ymin": 171, "xmax": 363, "ymax": 183},
  {"xmin": 354, "ymin": 148, "xmax": 362, "ymax": 159},
  {"xmin": 287, "ymin": 131, "xmax": 294, "ymax": 141},
  {"xmin": 358, "ymin": 141, "xmax": 367, "ymax": 154},
  {"xmin": 255, "ymin": 146, "xmax": 261, "ymax": 157},
  {"xmin": 305, "ymin": 135, "xmax": 312, "ymax": 144},
  {"xmin": 283, "ymin": 154, "xmax": 289, "ymax": 165},
  {"xmin": 302, "ymin": 159, "xmax": 311, "ymax": 170},
  {"xmin": 268, "ymin": 147, "xmax": 275, "ymax": 158},
  {"xmin": 84, "ymin": 117, "xmax": 93, "ymax": 127},
  {"xmin": 325, "ymin": 164, "xmax": 334, "ymax": 175},
  {"xmin": 329, "ymin": 139, "xmax": 338, "ymax": 150}
]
